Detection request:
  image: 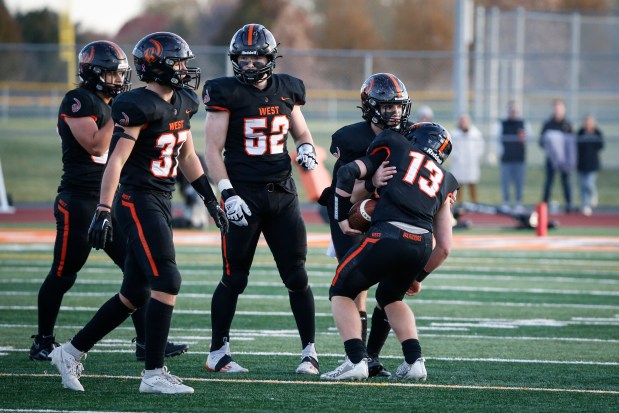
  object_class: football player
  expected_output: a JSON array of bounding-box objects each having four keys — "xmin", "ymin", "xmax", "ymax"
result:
[
  {"xmin": 29, "ymin": 40, "xmax": 188, "ymax": 363},
  {"xmin": 49, "ymin": 32, "xmax": 227, "ymax": 394},
  {"xmin": 321, "ymin": 122, "xmax": 459, "ymax": 380},
  {"xmin": 202, "ymin": 23, "xmax": 319, "ymax": 374},
  {"xmin": 321, "ymin": 73, "xmax": 411, "ymax": 377}
]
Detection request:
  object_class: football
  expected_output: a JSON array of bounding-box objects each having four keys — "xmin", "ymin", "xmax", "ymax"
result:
[{"xmin": 347, "ymin": 199, "xmax": 376, "ymax": 232}]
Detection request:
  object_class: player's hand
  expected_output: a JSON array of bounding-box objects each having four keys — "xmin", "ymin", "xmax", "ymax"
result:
[
  {"xmin": 337, "ymin": 219, "xmax": 363, "ymax": 236},
  {"xmin": 88, "ymin": 209, "xmax": 113, "ymax": 250},
  {"xmin": 406, "ymin": 280, "xmax": 422, "ymax": 296},
  {"xmin": 373, "ymin": 161, "xmax": 396, "ymax": 188},
  {"xmin": 205, "ymin": 200, "xmax": 229, "ymax": 234},
  {"xmin": 296, "ymin": 143, "xmax": 318, "ymax": 171},
  {"xmin": 224, "ymin": 195, "xmax": 252, "ymax": 226}
]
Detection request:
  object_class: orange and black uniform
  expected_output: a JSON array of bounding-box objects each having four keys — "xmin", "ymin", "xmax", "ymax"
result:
[
  {"xmin": 331, "ymin": 129, "xmax": 459, "ymax": 307},
  {"xmin": 203, "ymin": 74, "xmax": 316, "ymax": 349},
  {"xmin": 36, "ymin": 87, "xmax": 125, "ymax": 338}
]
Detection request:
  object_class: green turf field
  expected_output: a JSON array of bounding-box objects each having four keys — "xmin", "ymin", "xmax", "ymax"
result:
[{"xmin": 0, "ymin": 237, "xmax": 618, "ymax": 412}]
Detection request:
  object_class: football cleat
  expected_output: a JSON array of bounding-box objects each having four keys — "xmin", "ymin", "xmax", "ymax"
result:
[
  {"xmin": 320, "ymin": 358, "xmax": 369, "ymax": 381},
  {"xmin": 139, "ymin": 366, "xmax": 194, "ymax": 394},
  {"xmin": 206, "ymin": 340, "xmax": 248, "ymax": 373},
  {"xmin": 368, "ymin": 357, "xmax": 391, "ymax": 377},
  {"xmin": 49, "ymin": 345, "xmax": 86, "ymax": 391},
  {"xmin": 390, "ymin": 357, "xmax": 427, "ymax": 381},
  {"xmin": 295, "ymin": 343, "xmax": 319, "ymax": 374},
  {"xmin": 29, "ymin": 334, "xmax": 59, "ymax": 361},
  {"xmin": 132, "ymin": 337, "xmax": 189, "ymax": 361}
]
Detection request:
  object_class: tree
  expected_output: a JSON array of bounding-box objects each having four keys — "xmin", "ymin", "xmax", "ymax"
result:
[{"xmin": 0, "ymin": 0, "xmax": 21, "ymax": 43}]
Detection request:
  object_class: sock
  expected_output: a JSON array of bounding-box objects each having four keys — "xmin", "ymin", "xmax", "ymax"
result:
[
  {"xmin": 359, "ymin": 311, "xmax": 368, "ymax": 345},
  {"xmin": 72, "ymin": 294, "xmax": 132, "ymax": 352},
  {"xmin": 289, "ymin": 286, "xmax": 316, "ymax": 346},
  {"xmin": 210, "ymin": 282, "xmax": 239, "ymax": 352},
  {"xmin": 402, "ymin": 338, "xmax": 422, "ymax": 364},
  {"xmin": 344, "ymin": 338, "xmax": 368, "ymax": 364},
  {"xmin": 131, "ymin": 305, "xmax": 147, "ymax": 343},
  {"xmin": 366, "ymin": 306, "xmax": 390, "ymax": 358},
  {"xmin": 37, "ymin": 273, "xmax": 75, "ymax": 336},
  {"xmin": 63, "ymin": 342, "xmax": 84, "ymax": 359},
  {"xmin": 144, "ymin": 298, "xmax": 174, "ymax": 370}
]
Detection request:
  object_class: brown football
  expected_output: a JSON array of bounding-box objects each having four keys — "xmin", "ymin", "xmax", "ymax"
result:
[{"xmin": 347, "ymin": 199, "xmax": 376, "ymax": 232}]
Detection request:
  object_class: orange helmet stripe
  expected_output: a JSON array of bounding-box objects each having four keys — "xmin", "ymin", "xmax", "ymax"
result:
[
  {"xmin": 439, "ymin": 135, "xmax": 451, "ymax": 152},
  {"xmin": 385, "ymin": 73, "xmax": 402, "ymax": 95},
  {"xmin": 247, "ymin": 24, "xmax": 254, "ymax": 45}
]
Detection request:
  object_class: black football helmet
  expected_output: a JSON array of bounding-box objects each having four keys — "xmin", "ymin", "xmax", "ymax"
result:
[
  {"xmin": 360, "ymin": 73, "xmax": 411, "ymax": 130},
  {"xmin": 406, "ymin": 122, "xmax": 452, "ymax": 165},
  {"xmin": 229, "ymin": 24, "xmax": 279, "ymax": 84},
  {"xmin": 78, "ymin": 40, "xmax": 131, "ymax": 97},
  {"xmin": 133, "ymin": 32, "xmax": 200, "ymax": 90}
]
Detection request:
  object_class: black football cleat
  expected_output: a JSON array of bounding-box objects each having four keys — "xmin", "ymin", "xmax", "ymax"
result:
[
  {"xmin": 29, "ymin": 334, "xmax": 59, "ymax": 361},
  {"xmin": 133, "ymin": 337, "xmax": 189, "ymax": 361},
  {"xmin": 368, "ymin": 357, "xmax": 391, "ymax": 377}
]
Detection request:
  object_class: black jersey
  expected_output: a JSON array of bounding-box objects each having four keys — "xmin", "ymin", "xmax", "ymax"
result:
[
  {"xmin": 57, "ymin": 87, "xmax": 112, "ymax": 192},
  {"xmin": 202, "ymin": 74, "xmax": 306, "ymax": 183},
  {"xmin": 111, "ymin": 87, "xmax": 199, "ymax": 193},
  {"xmin": 367, "ymin": 129, "xmax": 459, "ymax": 232},
  {"xmin": 329, "ymin": 121, "xmax": 375, "ymax": 186}
]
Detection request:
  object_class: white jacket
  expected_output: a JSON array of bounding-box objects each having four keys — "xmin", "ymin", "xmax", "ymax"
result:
[{"xmin": 449, "ymin": 125, "xmax": 485, "ymax": 184}]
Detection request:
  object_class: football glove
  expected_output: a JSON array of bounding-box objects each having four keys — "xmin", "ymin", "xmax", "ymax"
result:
[
  {"xmin": 296, "ymin": 143, "xmax": 318, "ymax": 171},
  {"xmin": 88, "ymin": 209, "xmax": 113, "ymax": 250},
  {"xmin": 224, "ymin": 195, "xmax": 252, "ymax": 227},
  {"xmin": 205, "ymin": 200, "xmax": 229, "ymax": 234}
]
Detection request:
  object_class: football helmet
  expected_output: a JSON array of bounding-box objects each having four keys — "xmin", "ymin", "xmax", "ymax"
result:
[
  {"xmin": 133, "ymin": 32, "xmax": 200, "ymax": 90},
  {"xmin": 360, "ymin": 73, "xmax": 411, "ymax": 130},
  {"xmin": 406, "ymin": 122, "xmax": 452, "ymax": 165},
  {"xmin": 229, "ymin": 24, "xmax": 279, "ymax": 84},
  {"xmin": 78, "ymin": 40, "xmax": 131, "ymax": 97}
]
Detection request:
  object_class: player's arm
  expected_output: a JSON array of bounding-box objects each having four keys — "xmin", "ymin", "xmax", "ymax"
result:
[
  {"xmin": 204, "ymin": 109, "xmax": 250, "ymax": 227},
  {"xmin": 88, "ymin": 124, "xmax": 138, "ymax": 250},
  {"xmin": 98, "ymin": 125, "xmax": 139, "ymax": 209},
  {"xmin": 290, "ymin": 105, "xmax": 318, "ymax": 170},
  {"xmin": 65, "ymin": 116, "xmax": 114, "ymax": 156},
  {"xmin": 204, "ymin": 110, "xmax": 230, "ymax": 184},
  {"xmin": 406, "ymin": 194, "xmax": 455, "ymax": 296}
]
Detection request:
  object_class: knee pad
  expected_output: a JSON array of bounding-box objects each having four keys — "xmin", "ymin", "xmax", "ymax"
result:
[
  {"xmin": 45, "ymin": 271, "xmax": 77, "ymax": 295},
  {"xmin": 221, "ymin": 272, "xmax": 249, "ymax": 295},
  {"xmin": 283, "ymin": 266, "xmax": 308, "ymax": 292},
  {"xmin": 120, "ymin": 284, "xmax": 151, "ymax": 308}
]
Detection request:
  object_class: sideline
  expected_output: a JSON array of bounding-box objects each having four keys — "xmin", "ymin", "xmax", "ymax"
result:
[{"xmin": 1, "ymin": 228, "xmax": 619, "ymax": 251}]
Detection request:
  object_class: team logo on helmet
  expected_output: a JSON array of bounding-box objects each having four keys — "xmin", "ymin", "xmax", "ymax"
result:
[
  {"xmin": 144, "ymin": 39, "xmax": 163, "ymax": 63},
  {"xmin": 118, "ymin": 112, "xmax": 130, "ymax": 126}
]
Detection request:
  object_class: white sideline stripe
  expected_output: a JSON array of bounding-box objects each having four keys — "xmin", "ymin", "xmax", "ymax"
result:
[
  {"xmin": 3, "ymin": 286, "xmax": 619, "ymax": 298},
  {"xmin": 1, "ymin": 373, "xmax": 617, "ymax": 395},
  {"xmin": 0, "ymin": 410, "xmax": 148, "ymax": 413},
  {"xmin": 5, "ymin": 323, "xmax": 619, "ymax": 342}
]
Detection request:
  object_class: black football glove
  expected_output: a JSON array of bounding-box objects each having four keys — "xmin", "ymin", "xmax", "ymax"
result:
[
  {"xmin": 88, "ymin": 209, "xmax": 113, "ymax": 250},
  {"xmin": 205, "ymin": 200, "xmax": 229, "ymax": 234}
]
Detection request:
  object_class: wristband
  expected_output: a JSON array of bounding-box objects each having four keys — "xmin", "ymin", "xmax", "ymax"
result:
[
  {"xmin": 190, "ymin": 174, "xmax": 216, "ymax": 203},
  {"xmin": 97, "ymin": 203, "xmax": 112, "ymax": 210},
  {"xmin": 221, "ymin": 188, "xmax": 237, "ymax": 200},
  {"xmin": 364, "ymin": 178, "xmax": 376, "ymax": 193},
  {"xmin": 334, "ymin": 193, "xmax": 352, "ymax": 222},
  {"xmin": 416, "ymin": 270, "xmax": 430, "ymax": 282}
]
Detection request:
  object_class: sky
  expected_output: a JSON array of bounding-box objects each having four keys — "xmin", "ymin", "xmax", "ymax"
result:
[{"xmin": 4, "ymin": 0, "xmax": 146, "ymax": 36}]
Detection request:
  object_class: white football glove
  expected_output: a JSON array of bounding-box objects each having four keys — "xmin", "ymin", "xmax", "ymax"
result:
[
  {"xmin": 224, "ymin": 195, "xmax": 252, "ymax": 226},
  {"xmin": 296, "ymin": 143, "xmax": 318, "ymax": 171}
]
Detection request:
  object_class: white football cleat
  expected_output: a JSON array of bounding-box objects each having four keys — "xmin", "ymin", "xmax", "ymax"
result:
[
  {"xmin": 49, "ymin": 345, "xmax": 86, "ymax": 391},
  {"xmin": 320, "ymin": 358, "xmax": 368, "ymax": 380},
  {"xmin": 206, "ymin": 340, "xmax": 248, "ymax": 373},
  {"xmin": 296, "ymin": 342, "xmax": 319, "ymax": 374},
  {"xmin": 390, "ymin": 357, "xmax": 427, "ymax": 381},
  {"xmin": 139, "ymin": 366, "xmax": 194, "ymax": 394}
]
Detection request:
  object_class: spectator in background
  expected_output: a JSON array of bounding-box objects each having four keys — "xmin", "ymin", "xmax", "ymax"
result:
[
  {"xmin": 540, "ymin": 99, "xmax": 575, "ymax": 213},
  {"xmin": 495, "ymin": 100, "xmax": 530, "ymax": 213},
  {"xmin": 416, "ymin": 105, "xmax": 434, "ymax": 122},
  {"xmin": 449, "ymin": 113, "xmax": 485, "ymax": 204},
  {"xmin": 576, "ymin": 114, "xmax": 604, "ymax": 216}
]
